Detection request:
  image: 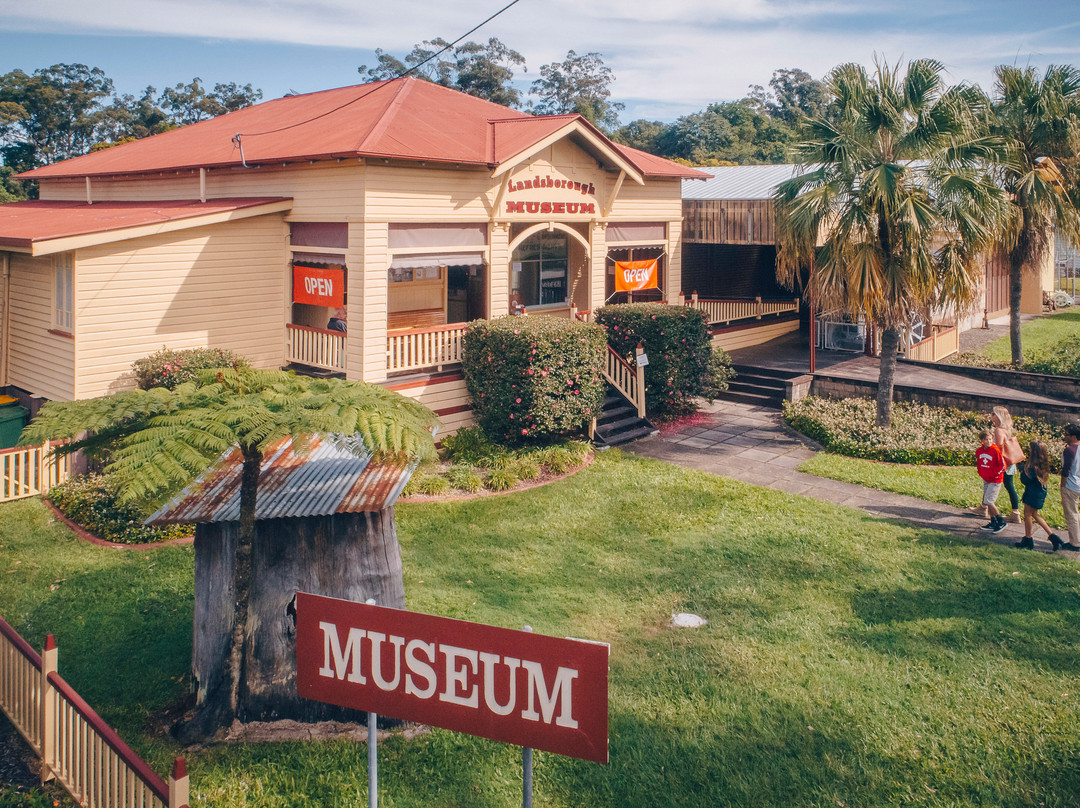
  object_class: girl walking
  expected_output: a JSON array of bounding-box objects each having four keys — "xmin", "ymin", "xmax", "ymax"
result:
[
  {"xmin": 1014, "ymin": 440, "xmax": 1063, "ymax": 550},
  {"xmin": 992, "ymin": 406, "xmax": 1024, "ymax": 523}
]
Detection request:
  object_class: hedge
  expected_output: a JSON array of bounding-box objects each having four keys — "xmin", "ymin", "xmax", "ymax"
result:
[
  {"xmin": 784, "ymin": 397, "xmax": 1066, "ymax": 471},
  {"xmin": 461, "ymin": 316, "xmax": 606, "ymax": 444},
  {"xmin": 594, "ymin": 303, "xmax": 723, "ymax": 417}
]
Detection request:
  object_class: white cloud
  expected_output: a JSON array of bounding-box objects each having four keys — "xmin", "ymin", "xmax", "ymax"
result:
[{"xmin": 3, "ymin": 0, "xmax": 1079, "ymax": 121}]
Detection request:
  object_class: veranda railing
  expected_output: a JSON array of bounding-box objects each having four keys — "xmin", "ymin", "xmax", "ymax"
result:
[
  {"xmin": 286, "ymin": 324, "xmax": 347, "ymax": 372},
  {"xmin": 0, "ymin": 617, "xmax": 189, "ymax": 808},
  {"xmin": 387, "ymin": 323, "xmax": 467, "ymax": 374},
  {"xmin": 679, "ymin": 292, "xmax": 800, "ymax": 325}
]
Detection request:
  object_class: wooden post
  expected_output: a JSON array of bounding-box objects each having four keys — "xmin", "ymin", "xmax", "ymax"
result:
[
  {"xmin": 634, "ymin": 344, "xmax": 646, "ymax": 419},
  {"xmin": 170, "ymin": 757, "xmax": 190, "ymax": 808},
  {"xmin": 755, "ymin": 296, "xmax": 762, "ymax": 319},
  {"xmin": 677, "ymin": 291, "xmax": 685, "ymax": 306},
  {"xmin": 691, "ymin": 290, "xmax": 698, "ymax": 306},
  {"xmin": 40, "ymin": 635, "xmax": 56, "ymax": 783}
]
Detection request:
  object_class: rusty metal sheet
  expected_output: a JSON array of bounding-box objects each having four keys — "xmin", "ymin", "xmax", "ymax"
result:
[{"xmin": 146, "ymin": 435, "xmax": 414, "ymax": 525}]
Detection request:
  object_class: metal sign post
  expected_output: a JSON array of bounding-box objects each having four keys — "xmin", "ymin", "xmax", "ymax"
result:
[
  {"xmin": 522, "ymin": 625, "xmax": 533, "ymax": 808},
  {"xmin": 366, "ymin": 598, "xmax": 378, "ymax": 808}
]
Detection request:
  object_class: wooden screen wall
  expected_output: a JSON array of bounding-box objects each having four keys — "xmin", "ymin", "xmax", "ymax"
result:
[{"xmin": 682, "ymin": 199, "xmax": 775, "ymax": 245}]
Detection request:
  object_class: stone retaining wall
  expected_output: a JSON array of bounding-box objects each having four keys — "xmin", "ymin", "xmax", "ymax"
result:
[{"xmin": 899, "ymin": 358, "xmax": 1080, "ymax": 403}]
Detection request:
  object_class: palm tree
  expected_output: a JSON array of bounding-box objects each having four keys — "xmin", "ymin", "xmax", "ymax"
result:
[
  {"xmin": 775, "ymin": 58, "xmax": 1007, "ymax": 427},
  {"xmin": 990, "ymin": 64, "xmax": 1080, "ymax": 364},
  {"xmin": 22, "ymin": 368, "xmax": 438, "ymax": 738}
]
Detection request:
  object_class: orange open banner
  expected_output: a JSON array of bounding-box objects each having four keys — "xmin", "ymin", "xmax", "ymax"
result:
[
  {"xmin": 614, "ymin": 259, "xmax": 658, "ymax": 292},
  {"xmin": 293, "ymin": 265, "xmax": 344, "ymax": 307}
]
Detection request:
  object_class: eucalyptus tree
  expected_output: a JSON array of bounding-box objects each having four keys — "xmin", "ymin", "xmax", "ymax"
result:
[
  {"xmin": 22, "ymin": 368, "xmax": 438, "ymax": 738},
  {"xmin": 775, "ymin": 59, "xmax": 1007, "ymax": 427},
  {"xmin": 989, "ymin": 64, "xmax": 1080, "ymax": 364}
]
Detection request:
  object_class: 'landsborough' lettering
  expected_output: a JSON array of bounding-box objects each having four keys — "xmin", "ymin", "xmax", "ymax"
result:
[
  {"xmin": 507, "ymin": 176, "xmax": 595, "ymax": 196},
  {"xmin": 317, "ymin": 620, "xmax": 579, "ymax": 728}
]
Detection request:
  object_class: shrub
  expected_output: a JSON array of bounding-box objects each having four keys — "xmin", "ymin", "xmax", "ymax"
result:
[
  {"xmin": 1023, "ymin": 335, "xmax": 1080, "ymax": 378},
  {"xmin": 512, "ymin": 454, "xmax": 541, "ymax": 480},
  {"xmin": 784, "ymin": 397, "xmax": 1065, "ymax": 471},
  {"xmin": 484, "ymin": 467, "xmax": 519, "ymax": 492},
  {"xmin": 404, "ymin": 473, "xmax": 451, "ymax": 497},
  {"xmin": 47, "ymin": 473, "xmax": 190, "ymax": 544},
  {"xmin": 462, "ymin": 316, "xmax": 607, "ymax": 445},
  {"xmin": 446, "ymin": 464, "xmax": 484, "ymax": 493},
  {"xmin": 439, "ymin": 426, "xmax": 504, "ymax": 465},
  {"xmin": 594, "ymin": 303, "xmax": 715, "ymax": 417},
  {"xmin": 133, "ymin": 346, "xmax": 250, "ymax": 390},
  {"xmin": 702, "ymin": 349, "xmax": 735, "ymax": 401},
  {"xmin": 538, "ymin": 446, "xmax": 577, "ymax": 475}
]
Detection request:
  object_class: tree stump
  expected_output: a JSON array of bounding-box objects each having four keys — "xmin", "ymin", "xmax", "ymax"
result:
[{"xmin": 189, "ymin": 508, "xmax": 405, "ymax": 727}]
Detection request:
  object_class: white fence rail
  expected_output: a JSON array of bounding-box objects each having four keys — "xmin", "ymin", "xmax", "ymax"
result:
[
  {"xmin": 0, "ymin": 618, "xmax": 189, "ymax": 808},
  {"xmin": 602, "ymin": 346, "xmax": 646, "ymax": 419},
  {"xmin": 0, "ymin": 443, "xmax": 71, "ymax": 504},
  {"xmin": 387, "ymin": 323, "xmax": 467, "ymax": 374},
  {"xmin": 286, "ymin": 324, "xmax": 347, "ymax": 372},
  {"xmin": 681, "ymin": 294, "xmax": 800, "ymax": 326}
]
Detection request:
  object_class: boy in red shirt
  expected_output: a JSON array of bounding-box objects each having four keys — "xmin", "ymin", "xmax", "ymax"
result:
[{"xmin": 976, "ymin": 428, "xmax": 1007, "ymax": 533}]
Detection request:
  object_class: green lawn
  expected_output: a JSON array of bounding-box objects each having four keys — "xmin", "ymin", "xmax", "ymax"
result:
[
  {"xmin": 3, "ymin": 451, "xmax": 1080, "ymax": 807},
  {"xmin": 980, "ymin": 308, "xmax": 1080, "ymax": 362},
  {"xmin": 799, "ymin": 452, "xmax": 1068, "ymax": 529}
]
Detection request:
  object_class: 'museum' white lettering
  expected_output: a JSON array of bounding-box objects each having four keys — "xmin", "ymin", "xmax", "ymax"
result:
[{"xmin": 316, "ymin": 621, "xmax": 578, "ymax": 728}]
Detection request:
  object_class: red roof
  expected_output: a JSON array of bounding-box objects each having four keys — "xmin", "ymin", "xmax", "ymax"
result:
[
  {"xmin": 0, "ymin": 198, "xmax": 291, "ymax": 250},
  {"xmin": 19, "ymin": 78, "xmax": 706, "ymax": 181}
]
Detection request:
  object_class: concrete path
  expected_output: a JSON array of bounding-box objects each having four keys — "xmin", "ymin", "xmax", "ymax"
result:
[{"xmin": 627, "ymin": 399, "xmax": 1075, "ymax": 556}]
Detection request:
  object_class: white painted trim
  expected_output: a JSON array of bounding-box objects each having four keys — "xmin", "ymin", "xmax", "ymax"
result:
[
  {"xmin": 508, "ymin": 222, "xmax": 591, "ymax": 255},
  {"xmin": 491, "ymin": 121, "xmax": 644, "ymax": 186}
]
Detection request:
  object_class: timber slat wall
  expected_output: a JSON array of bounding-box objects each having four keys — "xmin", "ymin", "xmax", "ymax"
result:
[{"xmin": 682, "ymin": 199, "xmax": 775, "ymax": 245}]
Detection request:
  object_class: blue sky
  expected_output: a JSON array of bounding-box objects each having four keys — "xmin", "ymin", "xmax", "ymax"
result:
[{"xmin": 2, "ymin": 1, "xmax": 1079, "ymax": 122}]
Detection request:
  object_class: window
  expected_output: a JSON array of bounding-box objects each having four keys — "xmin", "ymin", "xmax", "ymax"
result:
[
  {"xmin": 511, "ymin": 232, "xmax": 568, "ymax": 309},
  {"xmin": 53, "ymin": 253, "xmax": 73, "ymax": 332}
]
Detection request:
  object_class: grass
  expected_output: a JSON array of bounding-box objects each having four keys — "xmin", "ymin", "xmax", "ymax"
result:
[
  {"xmin": 799, "ymin": 452, "xmax": 1068, "ymax": 528},
  {"xmin": 979, "ymin": 309, "xmax": 1080, "ymax": 363},
  {"xmin": 2, "ymin": 452, "xmax": 1080, "ymax": 806}
]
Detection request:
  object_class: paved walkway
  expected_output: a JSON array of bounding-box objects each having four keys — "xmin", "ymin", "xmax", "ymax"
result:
[{"xmin": 627, "ymin": 399, "xmax": 1075, "ymax": 556}]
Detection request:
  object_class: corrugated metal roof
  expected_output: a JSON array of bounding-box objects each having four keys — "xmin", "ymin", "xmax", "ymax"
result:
[
  {"xmin": 681, "ymin": 164, "xmax": 801, "ymax": 200},
  {"xmin": 146, "ymin": 435, "xmax": 415, "ymax": 525},
  {"xmin": 18, "ymin": 77, "xmax": 703, "ymax": 182},
  {"xmin": 0, "ymin": 198, "xmax": 291, "ymax": 250}
]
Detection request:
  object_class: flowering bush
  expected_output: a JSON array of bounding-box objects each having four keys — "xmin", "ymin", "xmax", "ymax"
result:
[
  {"xmin": 47, "ymin": 473, "xmax": 191, "ymax": 544},
  {"xmin": 462, "ymin": 317, "xmax": 606, "ymax": 445},
  {"xmin": 132, "ymin": 346, "xmax": 250, "ymax": 390},
  {"xmin": 783, "ymin": 397, "xmax": 1065, "ymax": 471},
  {"xmin": 595, "ymin": 303, "xmax": 724, "ymax": 417}
]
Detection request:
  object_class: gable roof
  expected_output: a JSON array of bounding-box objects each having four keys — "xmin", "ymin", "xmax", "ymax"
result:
[
  {"xmin": 19, "ymin": 78, "xmax": 705, "ymax": 182},
  {"xmin": 0, "ymin": 197, "xmax": 292, "ymax": 255}
]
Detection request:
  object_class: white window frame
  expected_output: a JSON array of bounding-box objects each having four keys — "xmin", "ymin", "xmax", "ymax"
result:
[{"xmin": 52, "ymin": 253, "xmax": 74, "ymax": 333}]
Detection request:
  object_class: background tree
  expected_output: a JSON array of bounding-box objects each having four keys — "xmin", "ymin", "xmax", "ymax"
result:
[
  {"xmin": 989, "ymin": 64, "xmax": 1080, "ymax": 364},
  {"xmin": 22, "ymin": 369, "xmax": 437, "ymax": 739},
  {"xmin": 159, "ymin": 78, "xmax": 263, "ymax": 125},
  {"xmin": 775, "ymin": 59, "xmax": 1007, "ymax": 427},
  {"xmin": 530, "ymin": 50, "xmax": 624, "ymax": 131},
  {"xmin": 0, "ymin": 64, "xmax": 114, "ymax": 170},
  {"xmin": 359, "ymin": 37, "xmax": 525, "ymax": 106},
  {"xmin": 655, "ymin": 101, "xmax": 793, "ymax": 164}
]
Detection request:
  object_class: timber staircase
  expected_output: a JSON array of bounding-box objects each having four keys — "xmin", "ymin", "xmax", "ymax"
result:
[
  {"xmin": 593, "ymin": 385, "xmax": 657, "ymax": 447},
  {"xmin": 716, "ymin": 364, "xmax": 802, "ymax": 409}
]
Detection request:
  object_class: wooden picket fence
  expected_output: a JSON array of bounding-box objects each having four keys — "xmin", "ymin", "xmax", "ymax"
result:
[
  {"xmin": 0, "ymin": 617, "xmax": 189, "ymax": 808},
  {"xmin": 904, "ymin": 324, "xmax": 959, "ymax": 362},
  {"xmin": 680, "ymin": 292, "xmax": 800, "ymax": 325},
  {"xmin": 0, "ymin": 442, "xmax": 71, "ymax": 504}
]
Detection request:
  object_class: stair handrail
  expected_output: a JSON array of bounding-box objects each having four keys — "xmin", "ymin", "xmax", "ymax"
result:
[{"xmin": 602, "ymin": 344, "xmax": 646, "ymax": 419}]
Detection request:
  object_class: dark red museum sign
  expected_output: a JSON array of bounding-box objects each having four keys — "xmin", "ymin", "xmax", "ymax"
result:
[{"xmin": 295, "ymin": 592, "xmax": 609, "ymax": 763}]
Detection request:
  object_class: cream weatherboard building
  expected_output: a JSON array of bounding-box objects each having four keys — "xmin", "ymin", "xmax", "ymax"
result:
[{"xmin": 0, "ymin": 78, "xmax": 705, "ymax": 430}]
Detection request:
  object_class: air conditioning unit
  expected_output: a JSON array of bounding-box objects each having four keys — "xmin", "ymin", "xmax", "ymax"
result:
[{"xmin": 821, "ymin": 320, "xmax": 866, "ymax": 352}]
